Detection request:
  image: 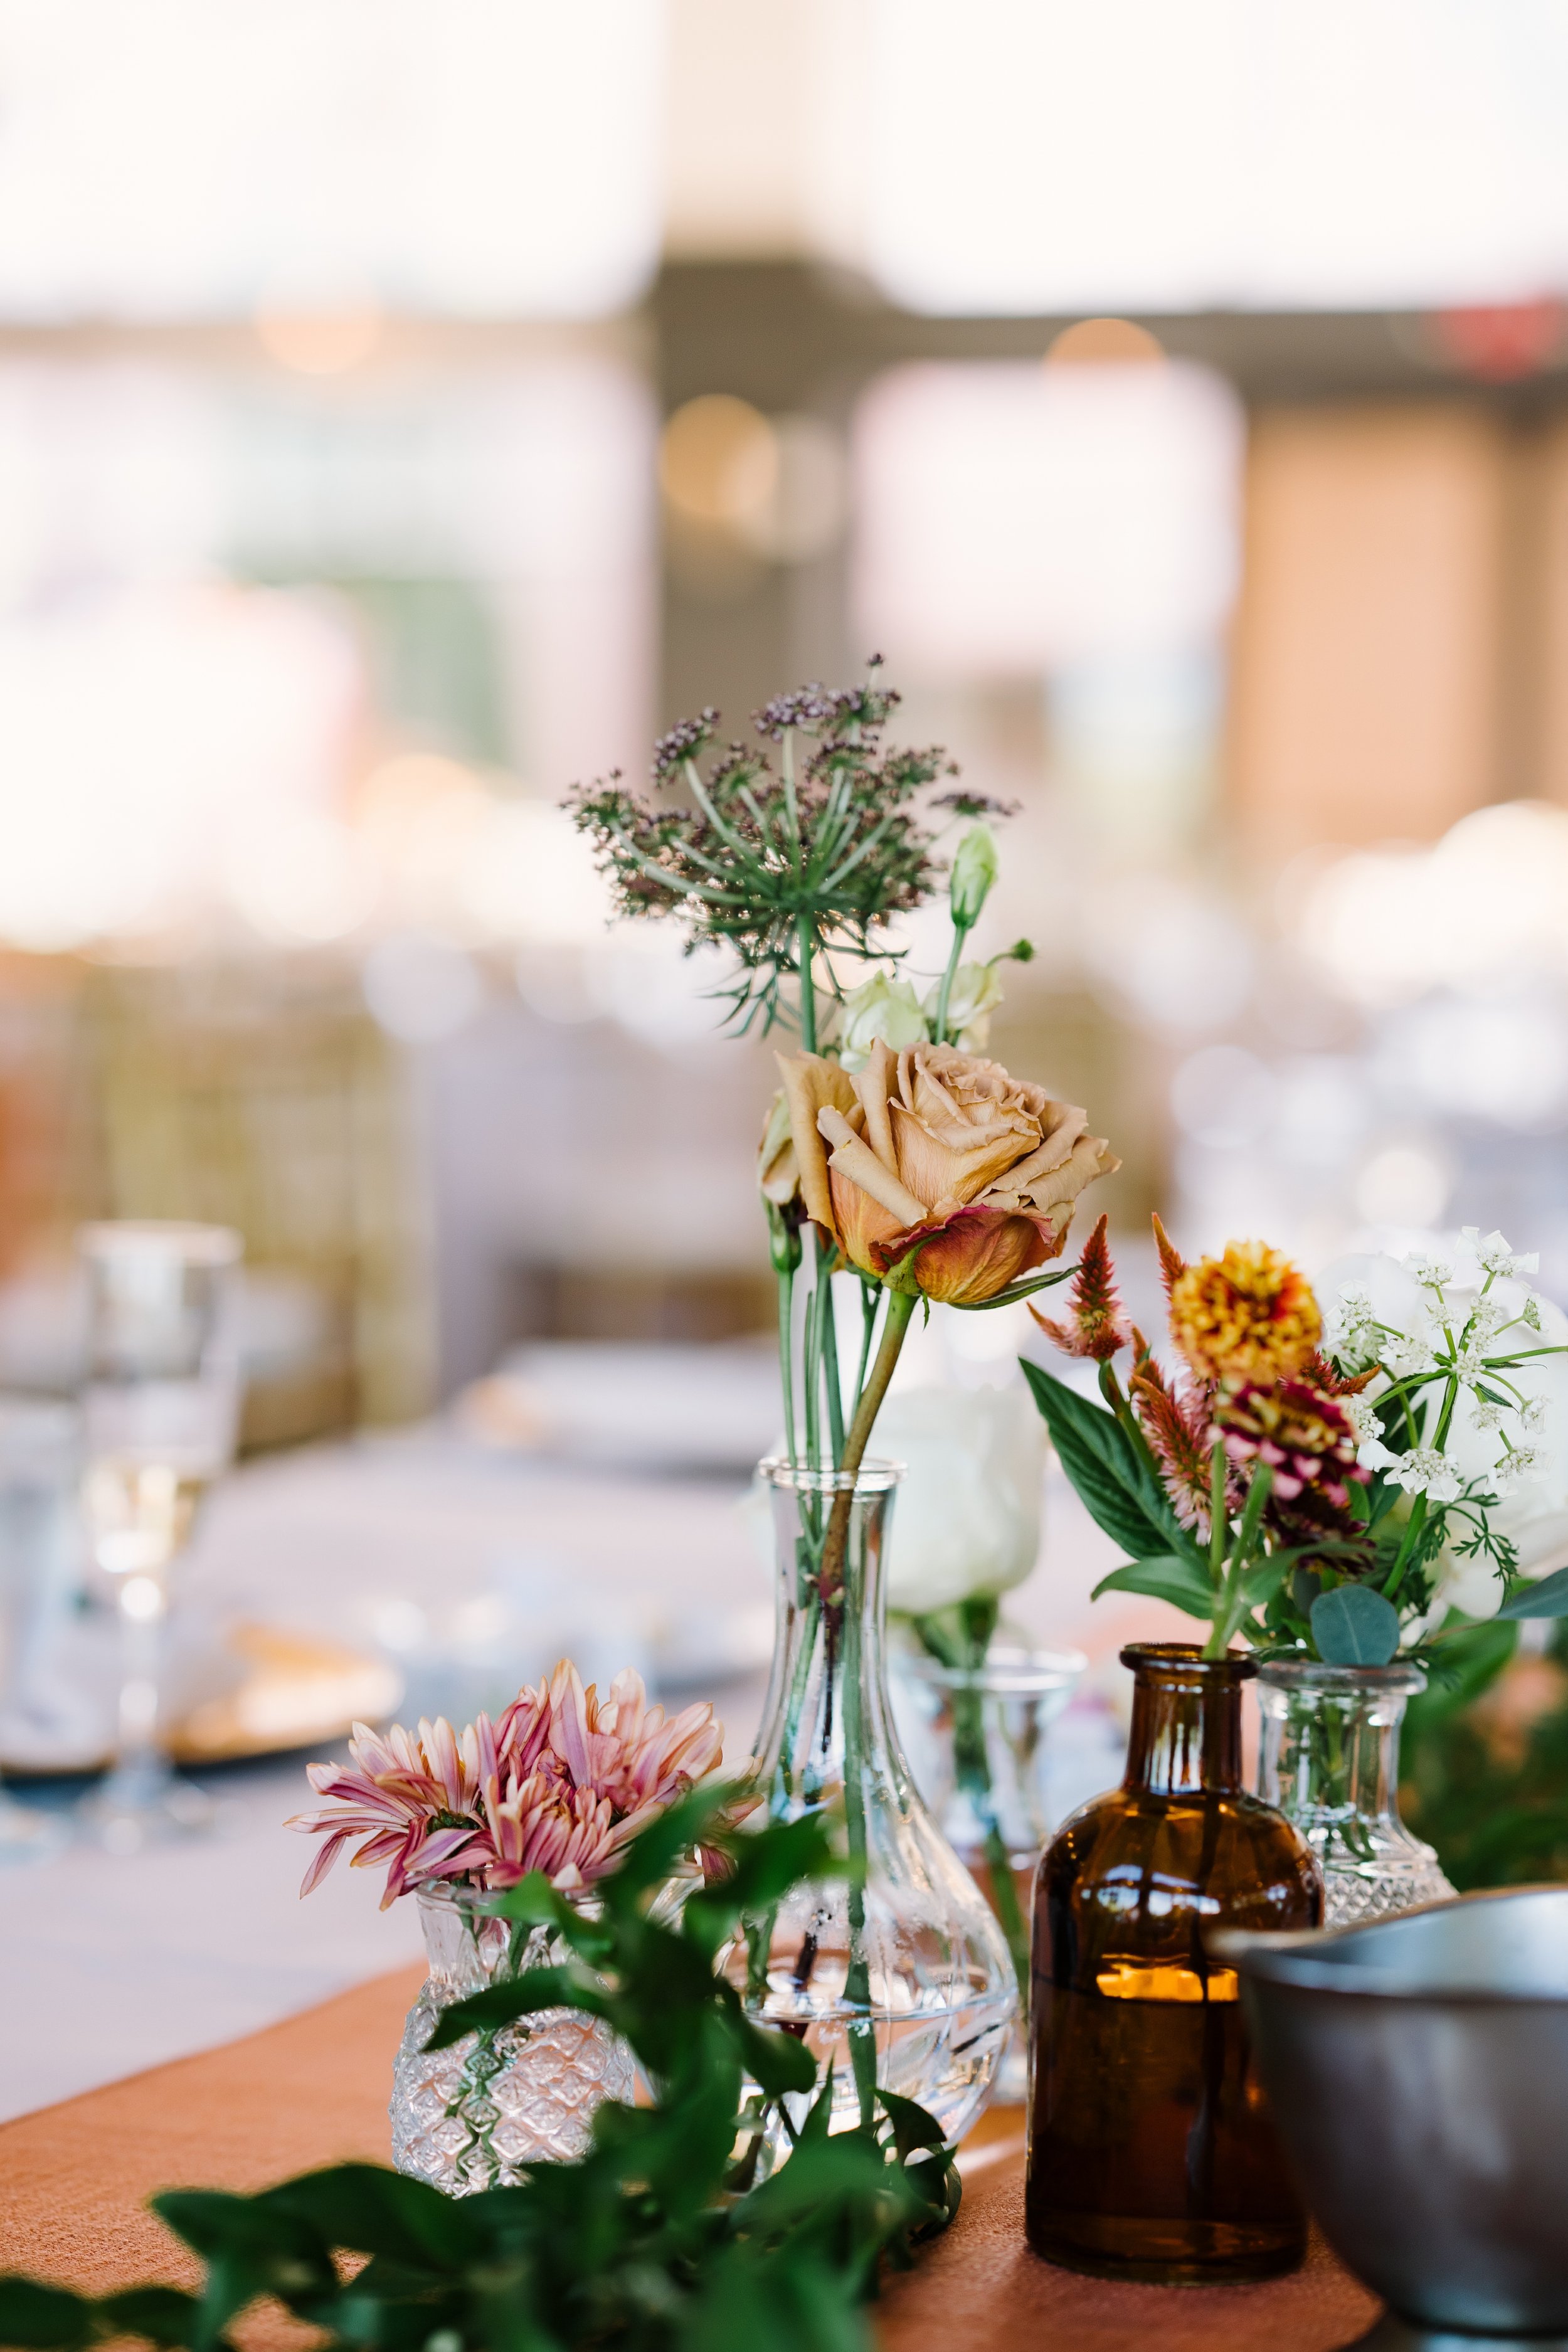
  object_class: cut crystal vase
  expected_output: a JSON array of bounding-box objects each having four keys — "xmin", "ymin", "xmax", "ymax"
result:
[
  {"xmin": 739, "ymin": 1459, "xmax": 1015, "ymax": 2151},
  {"xmin": 1254, "ymin": 1660, "xmax": 1456, "ymax": 1926},
  {"xmin": 391, "ymin": 1883, "xmax": 634, "ymax": 2194},
  {"xmin": 890, "ymin": 1642, "xmax": 1084, "ymax": 2102}
]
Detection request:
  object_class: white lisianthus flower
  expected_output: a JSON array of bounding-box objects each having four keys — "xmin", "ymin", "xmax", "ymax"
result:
[
  {"xmin": 876, "ymin": 1385, "xmax": 1044, "ymax": 1616},
  {"xmin": 835, "ymin": 971, "xmax": 928, "ymax": 1073},
  {"xmin": 923, "ymin": 959, "xmax": 1005, "ymax": 1056}
]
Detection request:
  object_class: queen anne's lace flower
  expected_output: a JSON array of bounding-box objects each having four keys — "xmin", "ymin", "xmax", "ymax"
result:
[
  {"xmin": 1497, "ymin": 1444, "xmax": 1543, "ymax": 1489},
  {"xmin": 1384, "ymin": 1448, "xmax": 1463, "ymax": 1503},
  {"xmin": 1340, "ymin": 1391, "xmax": 1384, "ymax": 1448},
  {"xmin": 1405, "ymin": 1252, "xmax": 1454, "ymax": 1291},
  {"xmin": 1461, "ymin": 1226, "xmax": 1540, "ymax": 1280}
]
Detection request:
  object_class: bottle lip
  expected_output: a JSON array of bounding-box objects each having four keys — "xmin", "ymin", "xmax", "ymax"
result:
[
  {"xmin": 1119, "ymin": 1640, "xmax": 1256, "ymax": 1682},
  {"xmin": 1254, "ymin": 1657, "xmax": 1429, "ymax": 1695},
  {"xmin": 760, "ymin": 1454, "xmax": 903, "ymax": 1494}
]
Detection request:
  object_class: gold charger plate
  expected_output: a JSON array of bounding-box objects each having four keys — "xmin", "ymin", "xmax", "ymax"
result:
[
  {"xmin": 1, "ymin": 1621, "xmax": 403, "ymax": 1777},
  {"xmin": 169, "ymin": 1621, "xmax": 405, "ymax": 1765}
]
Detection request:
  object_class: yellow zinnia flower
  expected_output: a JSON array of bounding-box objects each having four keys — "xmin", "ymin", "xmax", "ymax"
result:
[{"xmin": 1168, "ymin": 1239, "xmax": 1322, "ymax": 1388}]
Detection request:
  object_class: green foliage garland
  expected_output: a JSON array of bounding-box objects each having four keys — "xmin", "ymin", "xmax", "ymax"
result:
[{"xmin": 0, "ymin": 1791, "xmax": 958, "ymax": 2352}]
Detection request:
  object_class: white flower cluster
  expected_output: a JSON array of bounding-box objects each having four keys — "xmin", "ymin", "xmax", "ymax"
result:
[
  {"xmin": 1461, "ymin": 1226, "xmax": 1540, "ymax": 1281},
  {"xmin": 1317, "ymin": 1230, "xmax": 1568, "ymax": 1623}
]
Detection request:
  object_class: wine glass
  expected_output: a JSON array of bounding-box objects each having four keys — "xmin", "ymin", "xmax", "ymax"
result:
[
  {"xmin": 0, "ymin": 1397, "xmax": 78, "ymax": 1860},
  {"xmin": 77, "ymin": 1221, "xmax": 243, "ymax": 1851}
]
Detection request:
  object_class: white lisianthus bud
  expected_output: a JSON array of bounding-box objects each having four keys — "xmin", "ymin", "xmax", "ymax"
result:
[
  {"xmin": 950, "ymin": 825, "xmax": 999, "ymax": 931},
  {"xmin": 923, "ymin": 959, "xmax": 1004, "ymax": 1055},
  {"xmin": 877, "ymin": 1385, "xmax": 1044, "ymax": 1614},
  {"xmin": 835, "ymin": 971, "xmax": 927, "ymax": 1073}
]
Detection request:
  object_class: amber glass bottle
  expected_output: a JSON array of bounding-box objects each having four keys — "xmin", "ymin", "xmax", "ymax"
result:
[{"xmin": 1026, "ymin": 1643, "xmax": 1322, "ymax": 2284}]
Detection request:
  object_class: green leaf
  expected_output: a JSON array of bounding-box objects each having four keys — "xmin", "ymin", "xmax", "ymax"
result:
[
  {"xmin": 258, "ymin": 2163, "xmax": 482, "ymax": 2266},
  {"xmin": 1311, "ymin": 1583, "xmax": 1401, "ymax": 1666},
  {"xmin": 876, "ymin": 2090, "xmax": 946, "ymax": 2163},
  {"xmin": 423, "ymin": 1966, "xmax": 607, "ymax": 2050},
  {"xmin": 0, "ymin": 2279, "xmax": 98, "ymax": 2351},
  {"xmin": 1092, "ymin": 1554, "xmax": 1216, "ymax": 1619},
  {"xmin": 1239, "ymin": 1555, "xmax": 1292, "ymax": 1609},
  {"xmin": 96, "ymin": 2290, "xmax": 206, "ymax": 2349},
  {"xmin": 948, "ymin": 1264, "xmax": 1074, "ymax": 1311},
  {"xmin": 731, "ymin": 2010, "xmax": 817, "ymax": 2099},
  {"xmin": 1020, "ymin": 1360, "xmax": 1197, "ymax": 1565},
  {"xmin": 682, "ymin": 1814, "xmax": 835, "ymax": 1956},
  {"xmin": 1498, "ymin": 1565, "xmax": 1568, "ymax": 1619}
]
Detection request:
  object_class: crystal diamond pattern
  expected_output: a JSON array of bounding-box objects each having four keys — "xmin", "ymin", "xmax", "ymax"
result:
[{"xmin": 390, "ymin": 1891, "xmax": 635, "ymax": 2196}]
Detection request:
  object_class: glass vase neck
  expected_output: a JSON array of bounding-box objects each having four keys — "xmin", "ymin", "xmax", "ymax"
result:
[
  {"xmin": 1255, "ymin": 1661, "xmax": 1426, "ymax": 1831},
  {"xmin": 1121, "ymin": 1643, "xmax": 1253, "ymax": 1797},
  {"xmin": 753, "ymin": 1457, "xmax": 903, "ymax": 1803}
]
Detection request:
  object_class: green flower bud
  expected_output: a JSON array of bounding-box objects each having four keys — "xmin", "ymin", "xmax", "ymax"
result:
[
  {"xmin": 766, "ymin": 1199, "xmax": 803, "ymax": 1275},
  {"xmin": 950, "ymin": 825, "xmax": 998, "ymax": 931}
]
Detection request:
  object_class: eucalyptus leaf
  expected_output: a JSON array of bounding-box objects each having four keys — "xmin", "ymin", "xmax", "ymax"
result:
[
  {"xmin": 1311, "ymin": 1583, "xmax": 1401, "ymax": 1666},
  {"xmin": 1497, "ymin": 1565, "xmax": 1568, "ymax": 1619}
]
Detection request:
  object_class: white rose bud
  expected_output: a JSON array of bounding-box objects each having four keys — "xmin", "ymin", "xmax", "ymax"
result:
[
  {"xmin": 835, "ymin": 971, "xmax": 928, "ymax": 1073},
  {"xmin": 950, "ymin": 825, "xmax": 999, "ymax": 931}
]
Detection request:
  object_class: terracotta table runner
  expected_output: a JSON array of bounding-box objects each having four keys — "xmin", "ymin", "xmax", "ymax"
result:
[{"xmin": 0, "ymin": 1970, "xmax": 1380, "ymax": 2351}]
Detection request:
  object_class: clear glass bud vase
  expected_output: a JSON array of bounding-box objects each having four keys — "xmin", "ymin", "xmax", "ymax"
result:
[
  {"xmin": 890, "ymin": 1643, "xmax": 1085, "ymax": 2102},
  {"xmin": 391, "ymin": 1883, "xmax": 634, "ymax": 2194},
  {"xmin": 740, "ymin": 1459, "xmax": 1016, "ymax": 2149},
  {"xmin": 1254, "ymin": 1661, "xmax": 1456, "ymax": 1926}
]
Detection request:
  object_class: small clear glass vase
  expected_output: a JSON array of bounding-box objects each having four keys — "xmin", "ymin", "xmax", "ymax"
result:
[
  {"xmin": 890, "ymin": 1642, "xmax": 1085, "ymax": 2102},
  {"xmin": 391, "ymin": 1883, "xmax": 635, "ymax": 2193},
  {"xmin": 1254, "ymin": 1661, "xmax": 1456, "ymax": 1927},
  {"xmin": 739, "ymin": 1459, "xmax": 1016, "ymax": 2153}
]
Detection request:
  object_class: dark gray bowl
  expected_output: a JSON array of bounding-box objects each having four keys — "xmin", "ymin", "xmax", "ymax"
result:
[{"xmin": 1214, "ymin": 1887, "xmax": 1568, "ymax": 2352}]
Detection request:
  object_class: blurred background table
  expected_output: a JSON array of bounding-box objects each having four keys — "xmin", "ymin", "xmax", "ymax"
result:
[{"xmin": 0, "ymin": 1400, "xmax": 1136, "ymax": 2125}]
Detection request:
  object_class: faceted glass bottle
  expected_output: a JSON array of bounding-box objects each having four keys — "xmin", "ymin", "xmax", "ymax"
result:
[
  {"xmin": 1026, "ymin": 1643, "xmax": 1323, "ymax": 2284},
  {"xmin": 1255, "ymin": 1660, "xmax": 1456, "ymax": 1926}
]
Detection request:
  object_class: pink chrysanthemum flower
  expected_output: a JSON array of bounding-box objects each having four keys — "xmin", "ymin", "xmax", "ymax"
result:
[{"xmin": 287, "ymin": 1661, "xmax": 724, "ymax": 1907}]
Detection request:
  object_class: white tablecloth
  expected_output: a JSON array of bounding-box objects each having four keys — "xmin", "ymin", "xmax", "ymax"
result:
[{"xmin": 0, "ymin": 1430, "xmax": 1140, "ymax": 2123}]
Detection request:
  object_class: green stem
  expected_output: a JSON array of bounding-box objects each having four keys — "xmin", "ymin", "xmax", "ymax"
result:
[
  {"xmin": 852, "ymin": 1279, "xmax": 880, "ymax": 1429},
  {"xmin": 931, "ymin": 918, "xmax": 970, "ymax": 1046},
  {"xmin": 1385, "ymin": 1373, "xmax": 1458, "ymax": 1599},
  {"xmin": 1205, "ymin": 1463, "xmax": 1271, "ymax": 1658},
  {"xmin": 820, "ymin": 1290, "xmax": 918, "ymax": 1606},
  {"xmin": 777, "ymin": 1266, "xmax": 797, "ymax": 1470},
  {"xmin": 840, "ymin": 1547, "xmax": 877, "ymax": 2130},
  {"xmin": 820, "ymin": 1269, "xmax": 845, "ymax": 1468},
  {"xmin": 802, "ymin": 1273, "xmax": 821, "ymax": 1471},
  {"xmin": 797, "ymin": 911, "xmax": 818, "ymax": 1055},
  {"xmin": 1207, "ymin": 1441, "xmax": 1227, "ymax": 1587}
]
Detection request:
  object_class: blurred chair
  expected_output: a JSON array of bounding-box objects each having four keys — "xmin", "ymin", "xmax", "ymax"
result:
[{"xmin": 82, "ymin": 964, "xmax": 433, "ymax": 1442}]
